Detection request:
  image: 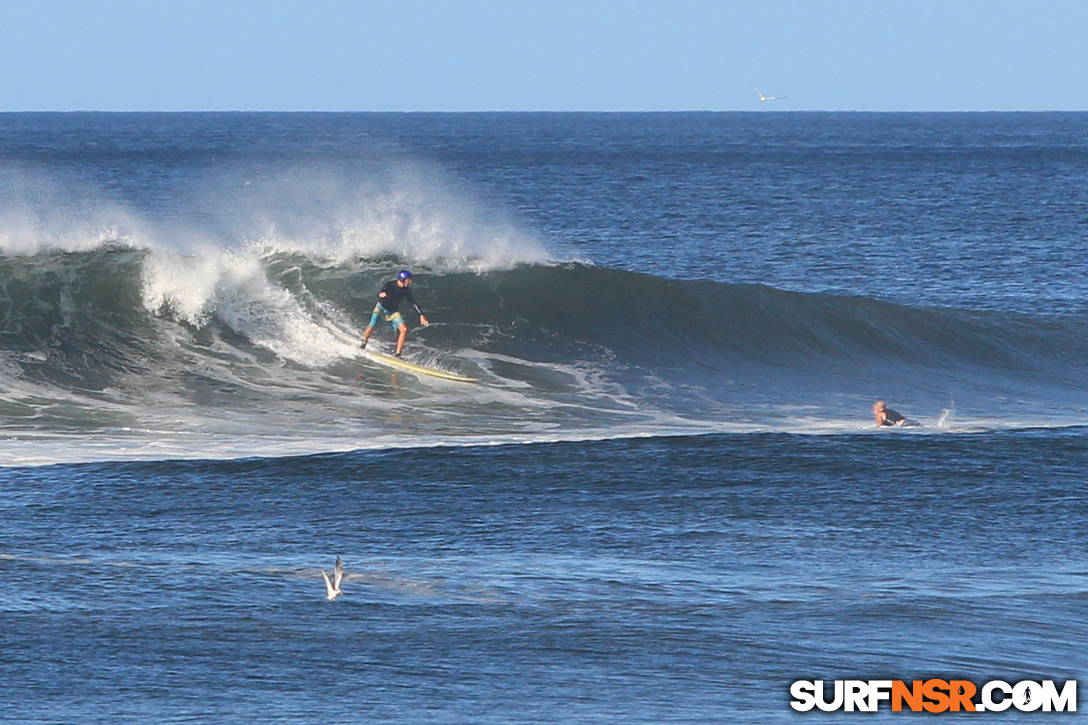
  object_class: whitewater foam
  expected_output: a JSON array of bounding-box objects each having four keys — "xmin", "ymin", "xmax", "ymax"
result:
[
  {"xmin": 1, "ymin": 156, "xmax": 553, "ymax": 269},
  {"xmin": 228, "ymin": 167, "xmax": 551, "ymax": 272},
  {"xmin": 141, "ymin": 248, "xmax": 361, "ymax": 367}
]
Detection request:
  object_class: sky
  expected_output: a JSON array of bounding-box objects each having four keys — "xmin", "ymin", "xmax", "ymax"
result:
[{"xmin": 1, "ymin": 0, "xmax": 1086, "ymax": 112}]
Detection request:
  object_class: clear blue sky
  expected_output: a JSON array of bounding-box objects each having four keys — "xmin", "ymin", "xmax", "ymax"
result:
[{"xmin": 2, "ymin": 0, "xmax": 1086, "ymax": 112}]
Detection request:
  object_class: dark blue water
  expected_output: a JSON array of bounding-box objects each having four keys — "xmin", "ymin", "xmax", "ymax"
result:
[
  {"xmin": 4, "ymin": 433, "xmax": 1086, "ymax": 723},
  {"xmin": 1, "ymin": 113, "xmax": 1086, "ymax": 722}
]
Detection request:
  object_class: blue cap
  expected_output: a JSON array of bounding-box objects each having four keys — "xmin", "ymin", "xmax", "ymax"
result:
[{"xmin": 397, "ymin": 269, "xmax": 412, "ymax": 281}]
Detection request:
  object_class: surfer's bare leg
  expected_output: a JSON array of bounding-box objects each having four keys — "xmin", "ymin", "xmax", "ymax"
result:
[
  {"xmin": 362, "ymin": 305, "xmax": 382, "ymax": 349},
  {"xmin": 395, "ymin": 323, "xmax": 408, "ymax": 356}
]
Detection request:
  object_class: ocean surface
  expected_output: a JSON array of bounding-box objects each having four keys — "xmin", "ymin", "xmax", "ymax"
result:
[{"xmin": 1, "ymin": 112, "xmax": 1085, "ymax": 722}]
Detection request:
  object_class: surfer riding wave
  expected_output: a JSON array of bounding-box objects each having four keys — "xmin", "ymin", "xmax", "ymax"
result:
[{"xmin": 361, "ymin": 270, "xmax": 429, "ymax": 357}]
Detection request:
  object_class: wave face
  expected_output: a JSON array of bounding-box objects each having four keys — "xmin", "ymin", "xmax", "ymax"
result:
[{"xmin": 3, "ymin": 243, "xmax": 1088, "ymax": 464}]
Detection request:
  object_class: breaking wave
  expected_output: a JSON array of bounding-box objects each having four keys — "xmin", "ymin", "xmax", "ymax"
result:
[{"xmin": 3, "ymin": 240, "xmax": 1088, "ymax": 465}]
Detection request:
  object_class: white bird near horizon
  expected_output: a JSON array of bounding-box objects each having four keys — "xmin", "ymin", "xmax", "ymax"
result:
[
  {"xmin": 321, "ymin": 555, "xmax": 344, "ymax": 601},
  {"xmin": 754, "ymin": 87, "xmax": 787, "ymax": 102}
]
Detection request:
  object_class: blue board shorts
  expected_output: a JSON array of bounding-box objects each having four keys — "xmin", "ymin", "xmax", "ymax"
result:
[{"xmin": 369, "ymin": 304, "xmax": 405, "ymax": 332}]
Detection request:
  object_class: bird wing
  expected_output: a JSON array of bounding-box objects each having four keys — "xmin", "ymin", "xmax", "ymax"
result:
[
  {"xmin": 322, "ymin": 569, "xmax": 335, "ymax": 598},
  {"xmin": 334, "ymin": 556, "xmax": 343, "ymax": 590}
]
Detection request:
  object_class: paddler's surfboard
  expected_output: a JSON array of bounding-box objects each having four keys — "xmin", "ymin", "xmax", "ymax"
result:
[{"xmin": 363, "ymin": 349, "xmax": 478, "ymax": 383}]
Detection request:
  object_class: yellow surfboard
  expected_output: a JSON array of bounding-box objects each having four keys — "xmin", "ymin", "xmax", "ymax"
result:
[{"xmin": 363, "ymin": 350, "xmax": 478, "ymax": 383}]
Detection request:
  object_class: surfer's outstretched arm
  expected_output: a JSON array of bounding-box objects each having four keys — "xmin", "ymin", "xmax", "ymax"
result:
[{"xmin": 405, "ymin": 289, "xmax": 429, "ymax": 326}]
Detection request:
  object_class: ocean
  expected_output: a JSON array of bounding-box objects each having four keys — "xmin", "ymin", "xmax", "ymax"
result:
[{"xmin": 0, "ymin": 112, "xmax": 1085, "ymax": 722}]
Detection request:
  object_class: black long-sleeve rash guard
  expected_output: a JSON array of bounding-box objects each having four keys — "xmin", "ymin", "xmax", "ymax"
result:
[{"xmin": 377, "ymin": 280, "xmax": 423, "ymax": 316}]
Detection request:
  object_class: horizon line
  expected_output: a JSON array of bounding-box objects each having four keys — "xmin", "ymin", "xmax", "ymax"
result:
[{"xmin": 1, "ymin": 108, "xmax": 1085, "ymax": 114}]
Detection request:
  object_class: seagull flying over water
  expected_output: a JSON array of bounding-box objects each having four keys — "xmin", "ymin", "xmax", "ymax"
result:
[
  {"xmin": 321, "ymin": 555, "xmax": 344, "ymax": 601},
  {"xmin": 754, "ymin": 87, "xmax": 787, "ymax": 102}
]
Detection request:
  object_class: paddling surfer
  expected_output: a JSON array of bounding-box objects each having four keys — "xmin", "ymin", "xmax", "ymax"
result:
[
  {"xmin": 873, "ymin": 401, "xmax": 919, "ymax": 428},
  {"xmin": 361, "ymin": 270, "xmax": 429, "ymax": 358}
]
